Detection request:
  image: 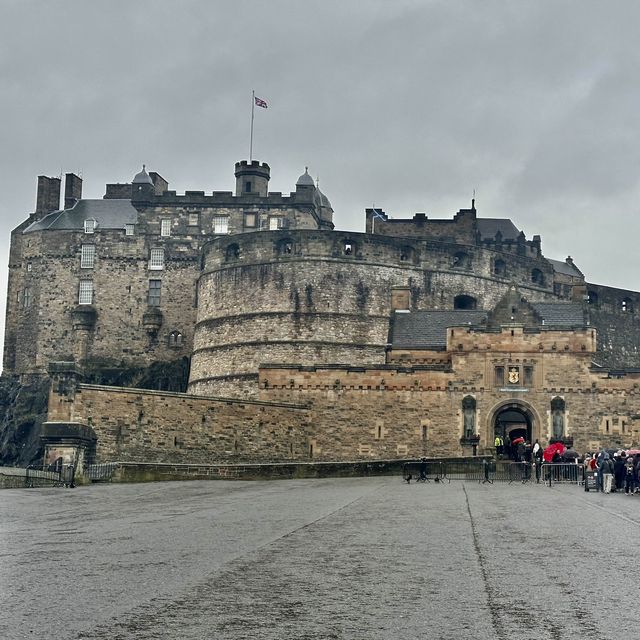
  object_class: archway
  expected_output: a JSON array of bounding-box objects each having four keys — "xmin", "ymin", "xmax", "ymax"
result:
[{"xmin": 490, "ymin": 400, "xmax": 539, "ymax": 460}]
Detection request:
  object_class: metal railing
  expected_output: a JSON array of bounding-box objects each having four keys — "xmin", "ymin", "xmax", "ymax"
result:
[
  {"xmin": 402, "ymin": 460, "xmax": 583, "ymax": 485},
  {"xmin": 0, "ymin": 464, "xmax": 76, "ymax": 488}
]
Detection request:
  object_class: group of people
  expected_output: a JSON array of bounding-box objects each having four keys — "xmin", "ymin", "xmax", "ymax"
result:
[
  {"xmin": 584, "ymin": 449, "xmax": 640, "ymax": 494},
  {"xmin": 494, "ymin": 436, "xmax": 544, "ymax": 464}
]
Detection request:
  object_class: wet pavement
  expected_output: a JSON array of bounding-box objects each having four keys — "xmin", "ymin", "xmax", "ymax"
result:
[{"xmin": 1, "ymin": 477, "xmax": 639, "ymax": 639}]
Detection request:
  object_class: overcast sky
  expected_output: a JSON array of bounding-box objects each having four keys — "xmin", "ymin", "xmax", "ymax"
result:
[{"xmin": 1, "ymin": 0, "xmax": 639, "ymax": 366}]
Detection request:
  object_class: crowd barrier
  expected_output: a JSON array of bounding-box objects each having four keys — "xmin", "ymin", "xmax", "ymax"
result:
[{"xmin": 402, "ymin": 460, "xmax": 583, "ymax": 485}]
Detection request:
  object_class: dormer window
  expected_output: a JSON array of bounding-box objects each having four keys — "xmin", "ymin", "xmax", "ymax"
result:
[{"xmin": 84, "ymin": 219, "xmax": 96, "ymax": 234}]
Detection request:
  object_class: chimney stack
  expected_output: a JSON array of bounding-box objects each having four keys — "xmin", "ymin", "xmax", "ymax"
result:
[
  {"xmin": 35, "ymin": 176, "xmax": 61, "ymax": 218},
  {"xmin": 64, "ymin": 173, "xmax": 83, "ymax": 209}
]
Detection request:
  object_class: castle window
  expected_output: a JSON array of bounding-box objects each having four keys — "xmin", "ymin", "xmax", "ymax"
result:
[
  {"xmin": 84, "ymin": 219, "xmax": 96, "ymax": 234},
  {"xmin": 244, "ymin": 212, "xmax": 256, "ymax": 228},
  {"xmin": 21, "ymin": 288, "xmax": 33, "ymax": 309},
  {"xmin": 587, "ymin": 291, "xmax": 598, "ymax": 305},
  {"xmin": 454, "ymin": 294, "xmax": 477, "ymax": 310},
  {"xmin": 225, "ymin": 243, "xmax": 240, "ymax": 261},
  {"xmin": 621, "ymin": 297, "xmax": 633, "ymax": 312},
  {"xmin": 124, "ymin": 224, "xmax": 135, "ymax": 236},
  {"xmin": 149, "ymin": 248, "xmax": 164, "ymax": 270},
  {"xmin": 494, "ymin": 366, "xmax": 505, "ymax": 386},
  {"xmin": 452, "ymin": 251, "xmax": 470, "ymax": 269},
  {"xmin": 168, "ymin": 331, "xmax": 183, "ymax": 348},
  {"xmin": 148, "ymin": 280, "xmax": 161, "ymax": 306},
  {"xmin": 78, "ymin": 280, "xmax": 93, "ymax": 305},
  {"xmin": 213, "ymin": 216, "xmax": 229, "ymax": 234},
  {"xmin": 277, "ymin": 238, "xmax": 294, "ymax": 255},
  {"xmin": 160, "ymin": 219, "xmax": 171, "ymax": 237},
  {"xmin": 269, "ymin": 216, "xmax": 284, "ymax": 230},
  {"xmin": 400, "ymin": 246, "xmax": 414, "ymax": 262},
  {"xmin": 26, "ymin": 262, "xmax": 32, "ymax": 272},
  {"xmin": 188, "ymin": 213, "xmax": 199, "ymax": 227},
  {"xmin": 344, "ymin": 241, "xmax": 353, "ymax": 255},
  {"xmin": 245, "ymin": 180, "xmax": 251, "ymax": 193},
  {"xmin": 493, "ymin": 259, "xmax": 506, "ymax": 277},
  {"xmin": 531, "ymin": 268, "xmax": 544, "ymax": 286},
  {"xmin": 81, "ymin": 244, "xmax": 95, "ymax": 269}
]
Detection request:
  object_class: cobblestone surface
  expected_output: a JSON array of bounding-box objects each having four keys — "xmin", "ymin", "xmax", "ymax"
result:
[{"xmin": 1, "ymin": 478, "xmax": 639, "ymax": 639}]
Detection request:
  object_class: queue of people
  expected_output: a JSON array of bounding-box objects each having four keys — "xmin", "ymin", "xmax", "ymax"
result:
[{"xmin": 584, "ymin": 449, "xmax": 640, "ymax": 494}]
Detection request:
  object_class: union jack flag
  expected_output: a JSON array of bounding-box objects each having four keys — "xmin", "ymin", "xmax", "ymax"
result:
[{"xmin": 254, "ymin": 96, "xmax": 268, "ymax": 108}]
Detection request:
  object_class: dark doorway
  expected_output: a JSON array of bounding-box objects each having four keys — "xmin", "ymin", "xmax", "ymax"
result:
[{"xmin": 494, "ymin": 406, "xmax": 532, "ymax": 459}]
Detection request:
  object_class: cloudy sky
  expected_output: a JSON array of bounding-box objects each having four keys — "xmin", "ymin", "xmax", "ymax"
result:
[{"xmin": 1, "ymin": 0, "xmax": 638, "ymax": 361}]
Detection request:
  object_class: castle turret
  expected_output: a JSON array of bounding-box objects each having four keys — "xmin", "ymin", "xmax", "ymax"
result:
[
  {"xmin": 235, "ymin": 160, "xmax": 270, "ymax": 197},
  {"xmin": 131, "ymin": 165, "xmax": 155, "ymax": 204}
]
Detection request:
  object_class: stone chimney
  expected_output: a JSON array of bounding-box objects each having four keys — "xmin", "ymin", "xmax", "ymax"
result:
[
  {"xmin": 64, "ymin": 173, "xmax": 83, "ymax": 209},
  {"xmin": 35, "ymin": 175, "xmax": 61, "ymax": 218}
]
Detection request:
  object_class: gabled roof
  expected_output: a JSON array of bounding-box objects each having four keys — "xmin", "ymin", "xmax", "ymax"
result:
[
  {"xmin": 391, "ymin": 310, "xmax": 488, "ymax": 349},
  {"xmin": 390, "ymin": 302, "xmax": 587, "ymax": 349},
  {"xmin": 530, "ymin": 302, "xmax": 586, "ymax": 326},
  {"xmin": 477, "ymin": 218, "xmax": 521, "ymax": 241},
  {"xmin": 547, "ymin": 258, "xmax": 583, "ymax": 278},
  {"xmin": 24, "ymin": 199, "xmax": 138, "ymax": 233}
]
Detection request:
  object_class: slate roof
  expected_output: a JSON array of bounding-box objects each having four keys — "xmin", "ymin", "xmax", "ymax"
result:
[
  {"xmin": 547, "ymin": 258, "xmax": 583, "ymax": 277},
  {"xmin": 391, "ymin": 311, "xmax": 488, "ymax": 349},
  {"xmin": 530, "ymin": 303, "xmax": 586, "ymax": 326},
  {"xmin": 24, "ymin": 199, "xmax": 138, "ymax": 233},
  {"xmin": 477, "ymin": 218, "xmax": 521, "ymax": 241},
  {"xmin": 390, "ymin": 303, "xmax": 587, "ymax": 349}
]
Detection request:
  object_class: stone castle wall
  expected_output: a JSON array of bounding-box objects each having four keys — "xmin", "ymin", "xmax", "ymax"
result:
[
  {"xmin": 47, "ymin": 382, "xmax": 311, "ymax": 464},
  {"xmin": 189, "ymin": 229, "xmax": 560, "ymax": 396}
]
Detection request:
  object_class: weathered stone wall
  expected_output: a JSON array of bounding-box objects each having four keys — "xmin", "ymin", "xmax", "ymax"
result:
[
  {"xmin": 190, "ymin": 230, "xmax": 559, "ymax": 396},
  {"xmin": 47, "ymin": 383, "xmax": 311, "ymax": 464},
  {"xmin": 586, "ymin": 282, "xmax": 640, "ymax": 368}
]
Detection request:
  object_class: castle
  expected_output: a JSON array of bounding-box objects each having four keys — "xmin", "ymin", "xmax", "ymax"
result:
[{"xmin": 4, "ymin": 160, "xmax": 640, "ymax": 471}]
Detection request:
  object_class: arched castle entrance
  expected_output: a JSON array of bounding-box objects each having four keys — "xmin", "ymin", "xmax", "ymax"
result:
[{"xmin": 488, "ymin": 399, "xmax": 540, "ymax": 450}]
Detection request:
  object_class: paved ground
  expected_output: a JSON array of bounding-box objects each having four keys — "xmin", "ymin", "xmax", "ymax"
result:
[{"xmin": 1, "ymin": 477, "xmax": 639, "ymax": 640}]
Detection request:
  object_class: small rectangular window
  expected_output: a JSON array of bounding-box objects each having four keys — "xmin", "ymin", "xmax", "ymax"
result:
[
  {"xmin": 245, "ymin": 181, "xmax": 251, "ymax": 193},
  {"xmin": 269, "ymin": 217, "xmax": 283, "ymax": 230},
  {"xmin": 148, "ymin": 279, "xmax": 161, "ymax": 306},
  {"xmin": 78, "ymin": 280, "xmax": 93, "ymax": 305},
  {"xmin": 84, "ymin": 219, "xmax": 95, "ymax": 234},
  {"xmin": 494, "ymin": 366, "xmax": 504, "ymax": 387},
  {"xmin": 26, "ymin": 262, "xmax": 32, "ymax": 272},
  {"xmin": 21, "ymin": 288, "xmax": 33, "ymax": 308},
  {"xmin": 81, "ymin": 244, "xmax": 95, "ymax": 269},
  {"xmin": 149, "ymin": 248, "xmax": 164, "ymax": 270},
  {"xmin": 124, "ymin": 224, "xmax": 135, "ymax": 236},
  {"xmin": 188, "ymin": 213, "xmax": 199, "ymax": 227},
  {"xmin": 244, "ymin": 213, "xmax": 256, "ymax": 228},
  {"xmin": 160, "ymin": 219, "xmax": 171, "ymax": 237},
  {"xmin": 213, "ymin": 216, "xmax": 229, "ymax": 234}
]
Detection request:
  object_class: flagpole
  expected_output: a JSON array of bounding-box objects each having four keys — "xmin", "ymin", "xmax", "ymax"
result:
[{"xmin": 250, "ymin": 90, "xmax": 255, "ymax": 161}]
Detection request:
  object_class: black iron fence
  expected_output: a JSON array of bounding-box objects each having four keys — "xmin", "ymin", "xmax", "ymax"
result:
[{"xmin": 402, "ymin": 460, "xmax": 583, "ymax": 485}]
